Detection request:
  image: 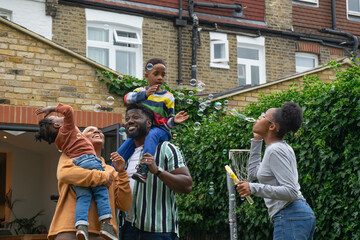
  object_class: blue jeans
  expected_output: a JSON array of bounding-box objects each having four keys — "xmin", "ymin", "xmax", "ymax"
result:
[
  {"xmin": 120, "ymin": 221, "xmax": 178, "ymax": 240},
  {"xmin": 117, "ymin": 126, "xmax": 169, "ymax": 161},
  {"xmin": 273, "ymin": 199, "xmax": 316, "ymax": 240},
  {"xmin": 72, "ymin": 154, "xmax": 112, "ymax": 227}
]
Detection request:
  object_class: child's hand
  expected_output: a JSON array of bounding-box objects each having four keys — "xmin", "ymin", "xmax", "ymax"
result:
[
  {"xmin": 105, "ymin": 172, "xmax": 113, "ymax": 188},
  {"xmin": 110, "ymin": 152, "xmax": 125, "ymax": 173},
  {"xmin": 146, "ymin": 85, "xmax": 159, "ymax": 97},
  {"xmin": 36, "ymin": 106, "xmax": 55, "ymax": 117},
  {"xmin": 174, "ymin": 111, "xmax": 189, "ymax": 124}
]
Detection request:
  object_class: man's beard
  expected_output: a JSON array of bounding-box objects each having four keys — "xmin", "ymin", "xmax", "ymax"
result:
[{"xmin": 126, "ymin": 123, "xmax": 148, "ymax": 139}]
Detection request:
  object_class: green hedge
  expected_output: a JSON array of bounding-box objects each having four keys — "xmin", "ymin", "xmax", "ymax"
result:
[{"xmin": 172, "ymin": 62, "xmax": 360, "ymax": 239}]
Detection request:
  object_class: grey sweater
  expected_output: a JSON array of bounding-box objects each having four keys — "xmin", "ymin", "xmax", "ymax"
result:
[{"xmin": 248, "ymin": 139, "xmax": 305, "ymax": 219}]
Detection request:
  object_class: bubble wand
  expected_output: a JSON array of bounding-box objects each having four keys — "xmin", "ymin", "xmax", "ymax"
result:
[{"xmin": 225, "ymin": 165, "xmax": 254, "ymax": 205}]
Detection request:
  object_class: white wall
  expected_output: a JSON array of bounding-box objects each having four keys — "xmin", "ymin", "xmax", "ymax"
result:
[
  {"xmin": 0, "ymin": 0, "xmax": 52, "ymax": 39},
  {"xmin": 0, "ymin": 141, "xmax": 59, "ymax": 229}
]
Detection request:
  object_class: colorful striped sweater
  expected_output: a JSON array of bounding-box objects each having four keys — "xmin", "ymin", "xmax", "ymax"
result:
[{"xmin": 124, "ymin": 87, "xmax": 177, "ymax": 128}]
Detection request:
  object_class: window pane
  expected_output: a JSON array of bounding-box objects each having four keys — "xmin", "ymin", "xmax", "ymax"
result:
[
  {"xmin": 296, "ymin": 56, "xmax": 315, "ymax": 68},
  {"xmin": 251, "ymin": 66, "xmax": 260, "ymax": 86},
  {"xmin": 349, "ymin": 0, "xmax": 360, "ymax": 12},
  {"xmin": 238, "ymin": 64, "xmax": 246, "ymax": 86},
  {"xmin": 237, "ymin": 47, "xmax": 259, "ymax": 60},
  {"xmin": 214, "ymin": 43, "xmax": 225, "ymax": 59},
  {"xmin": 116, "ymin": 51, "xmax": 136, "ymax": 76},
  {"xmin": 88, "ymin": 27, "xmax": 109, "ymax": 42},
  {"xmin": 116, "ymin": 31, "xmax": 137, "ymax": 39},
  {"xmin": 88, "ymin": 47, "xmax": 109, "ymax": 67}
]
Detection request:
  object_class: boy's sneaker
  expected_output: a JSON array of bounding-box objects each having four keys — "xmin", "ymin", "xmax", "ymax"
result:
[
  {"xmin": 76, "ymin": 225, "xmax": 89, "ymax": 240},
  {"xmin": 132, "ymin": 165, "xmax": 148, "ymax": 183},
  {"xmin": 99, "ymin": 221, "xmax": 118, "ymax": 240}
]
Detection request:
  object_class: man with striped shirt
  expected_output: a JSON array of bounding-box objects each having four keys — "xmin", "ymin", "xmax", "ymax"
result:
[{"xmin": 119, "ymin": 103, "xmax": 193, "ymax": 240}]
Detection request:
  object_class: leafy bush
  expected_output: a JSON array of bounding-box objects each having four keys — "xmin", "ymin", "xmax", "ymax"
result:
[{"xmin": 173, "ymin": 62, "xmax": 360, "ymax": 239}]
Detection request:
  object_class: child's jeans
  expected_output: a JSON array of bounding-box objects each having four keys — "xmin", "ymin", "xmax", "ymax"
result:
[
  {"xmin": 272, "ymin": 199, "xmax": 316, "ymax": 240},
  {"xmin": 72, "ymin": 154, "xmax": 112, "ymax": 227},
  {"xmin": 117, "ymin": 126, "xmax": 170, "ymax": 161}
]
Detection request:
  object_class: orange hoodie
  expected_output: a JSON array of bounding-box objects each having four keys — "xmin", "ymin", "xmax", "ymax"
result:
[{"xmin": 48, "ymin": 153, "xmax": 132, "ymax": 240}]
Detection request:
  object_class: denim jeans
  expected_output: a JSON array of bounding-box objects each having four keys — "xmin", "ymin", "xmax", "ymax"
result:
[
  {"xmin": 117, "ymin": 126, "xmax": 169, "ymax": 161},
  {"xmin": 72, "ymin": 154, "xmax": 112, "ymax": 226},
  {"xmin": 273, "ymin": 199, "xmax": 316, "ymax": 240},
  {"xmin": 120, "ymin": 221, "xmax": 178, "ymax": 240}
]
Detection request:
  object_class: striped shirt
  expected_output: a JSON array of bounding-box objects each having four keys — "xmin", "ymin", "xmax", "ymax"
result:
[
  {"xmin": 129, "ymin": 141, "xmax": 186, "ymax": 236},
  {"xmin": 124, "ymin": 87, "xmax": 176, "ymax": 128}
]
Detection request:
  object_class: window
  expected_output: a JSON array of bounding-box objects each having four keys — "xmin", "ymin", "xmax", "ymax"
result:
[
  {"xmin": 210, "ymin": 32, "xmax": 229, "ymax": 69},
  {"xmin": 295, "ymin": 52, "xmax": 318, "ymax": 73},
  {"xmin": 348, "ymin": 0, "xmax": 360, "ymax": 17},
  {"xmin": 293, "ymin": 0, "xmax": 319, "ymax": 7},
  {"xmin": 86, "ymin": 9, "xmax": 143, "ymax": 79},
  {"xmin": 0, "ymin": 8, "xmax": 12, "ymax": 20},
  {"xmin": 237, "ymin": 36, "xmax": 266, "ymax": 86}
]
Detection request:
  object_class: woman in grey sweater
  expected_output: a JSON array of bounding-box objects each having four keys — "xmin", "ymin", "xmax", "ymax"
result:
[{"xmin": 235, "ymin": 102, "xmax": 315, "ymax": 240}]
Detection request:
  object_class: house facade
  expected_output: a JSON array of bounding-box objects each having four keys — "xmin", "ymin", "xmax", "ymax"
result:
[{"xmin": 0, "ymin": 0, "xmax": 359, "ymax": 235}]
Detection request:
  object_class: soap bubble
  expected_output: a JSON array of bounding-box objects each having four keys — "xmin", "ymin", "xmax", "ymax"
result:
[
  {"xmin": 118, "ymin": 75, "xmax": 123, "ymax": 81},
  {"xmin": 106, "ymin": 96, "xmax": 115, "ymax": 105},
  {"xmin": 207, "ymin": 94, "xmax": 214, "ymax": 100},
  {"xmin": 188, "ymin": 91, "xmax": 194, "ymax": 97},
  {"xmin": 94, "ymin": 104, "xmax": 101, "ymax": 112},
  {"xmin": 103, "ymin": 24, "xmax": 109, "ymax": 30},
  {"xmin": 223, "ymin": 149, "xmax": 227, "ymax": 155},
  {"xmin": 118, "ymin": 127, "xmax": 126, "ymax": 135},
  {"xmin": 146, "ymin": 63, "xmax": 153, "ymax": 70},
  {"xmin": 224, "ymin": 100, "xmax": 229, "ymax": 105},
  {"xmin": 245, "ymin": 117, "xmax": 256, "ymax": 122},
  {"xmin": 186, "ymin": 99, "xmax": 193, "ymax": 104},
  {"xmin": 194, "ymin": 122, "xmax": 201, "ymax": 130},
  {"xmin": 209, "ymin": 181, "xmax": 214, "ymax": 187},
  {"xmin": 208, "ymin": 187, "xmax": 215, "ymax": 195},
  {"xmin": 190, "ymin": 78, "xmax": 197, "ymax": 87},
  {"xmin": 76, "ymin": 132, "xmax": 82, "ymax": 139},
  {"xmin": 177, "ymin": 92, "xmax": 185, "ymax": 100},
  {"xmin": 172, "ymin": 134, "xmax": 177, "ymax": 139},
  {"xmin": 214, "ymin": 102, "xmax": 222, "ymax": 110},
  {"xmin": 199, "ymin": 102, "xmax": 207, "ymax": 111},
  {"xmin": 197, "ymin": 80, "xmax": 205, "ymax": 92},
  {"xmin": 197, "ymin": 110, "xmax": 204, "ymax": 117},
  {"xmin": 230, "ymin": 193, "xmax": 236, "ymax": 201}
]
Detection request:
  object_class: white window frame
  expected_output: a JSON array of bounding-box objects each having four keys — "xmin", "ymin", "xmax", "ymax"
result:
[
  {"xmin": 237, "ymin": 35, "xmax": 266, "ymax": 86},
  {"xmin": 293, "ymin": 0, "xmax": 319, "ymax": 7},
  {"xmin": 347, "ymin": 0, "xmax": 360, "ymax": 18},
  {"xmin": 86, "ymin": 9, "xmax": 143, "ymax": 79},
  {"xmin": 0, "ymin": 8, "xmax": 12, "ymax": 20},
  {"xmin": 295, "ymin": 52, "xmax": 318, "ymax": 73},
  {"xmin": 210, "ymin": 32, "xmax": 229, "ymax": 69}
]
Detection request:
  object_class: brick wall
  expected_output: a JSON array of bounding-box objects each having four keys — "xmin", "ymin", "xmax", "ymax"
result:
[
  {"xmin": 0, "ymin": 20, "xmax": 124, "ymax": 127},
  {"xmin": 265, "ymin": 0, "xmax": 292, "ymax": 30},
  {"xmin": 52, "ymin": 4, "xmax": 86, "ymax": 56},
  {"xmin": 226, "ymin": 64, "xmax": 347, "ymax": 109},
  {"xmin": 265, "ymin": 37, "xmax": 296, "ymax": 82}
]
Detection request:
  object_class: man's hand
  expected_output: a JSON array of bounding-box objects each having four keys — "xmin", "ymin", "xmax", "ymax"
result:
[
  {"xmin": 140, "ymin": 153, "xmax": 158, "ymax": 174},
  {"xmin": 105, "ymin": 172, "xmax": 113, "ymax": 188},
  {"xmin": 111, "ymin": 152, "xmax": 125, "ymax": 173},
  {"xmin": 36, "ymin": 106, "xmax": 56, "ymax": 117},
  {"xmin": 174, "ymin": 111, "xmax": 189, "ymax": 124},
  {"xmin": 146, "ymin": 85, "xmax": 159, "ymax": 98}
]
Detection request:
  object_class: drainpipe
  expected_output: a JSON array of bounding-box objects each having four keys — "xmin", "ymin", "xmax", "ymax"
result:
[
  {"xmin": 188, "ymin": 0, "xmax": 244, "ymax": 81},
  {"xmin": 175, "ymin": 0, "xmax": 187, "ymax": 86},
  {"xmin": 331, "ymin": 0, "xmax": 337, "ymax": 30},
  {"xmin": 319, "ymin": 28, "xmax": 359, "ymax": 63}
]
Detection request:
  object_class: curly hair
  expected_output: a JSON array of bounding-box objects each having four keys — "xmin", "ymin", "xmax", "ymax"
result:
[
  {"xmin": 144, "ymin": 58, "xmax": 166, "ymax": 71},
  {"xmin": 34, "ymin": 118, "xmax": 58, "ymax": 144},
  {"xmin": 274, "ymin": 102, "xmax": 303, "ymax": 139},
  {"xmin": 126, "ymin": 103, "xmax": 154, "ymax": 123}
]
